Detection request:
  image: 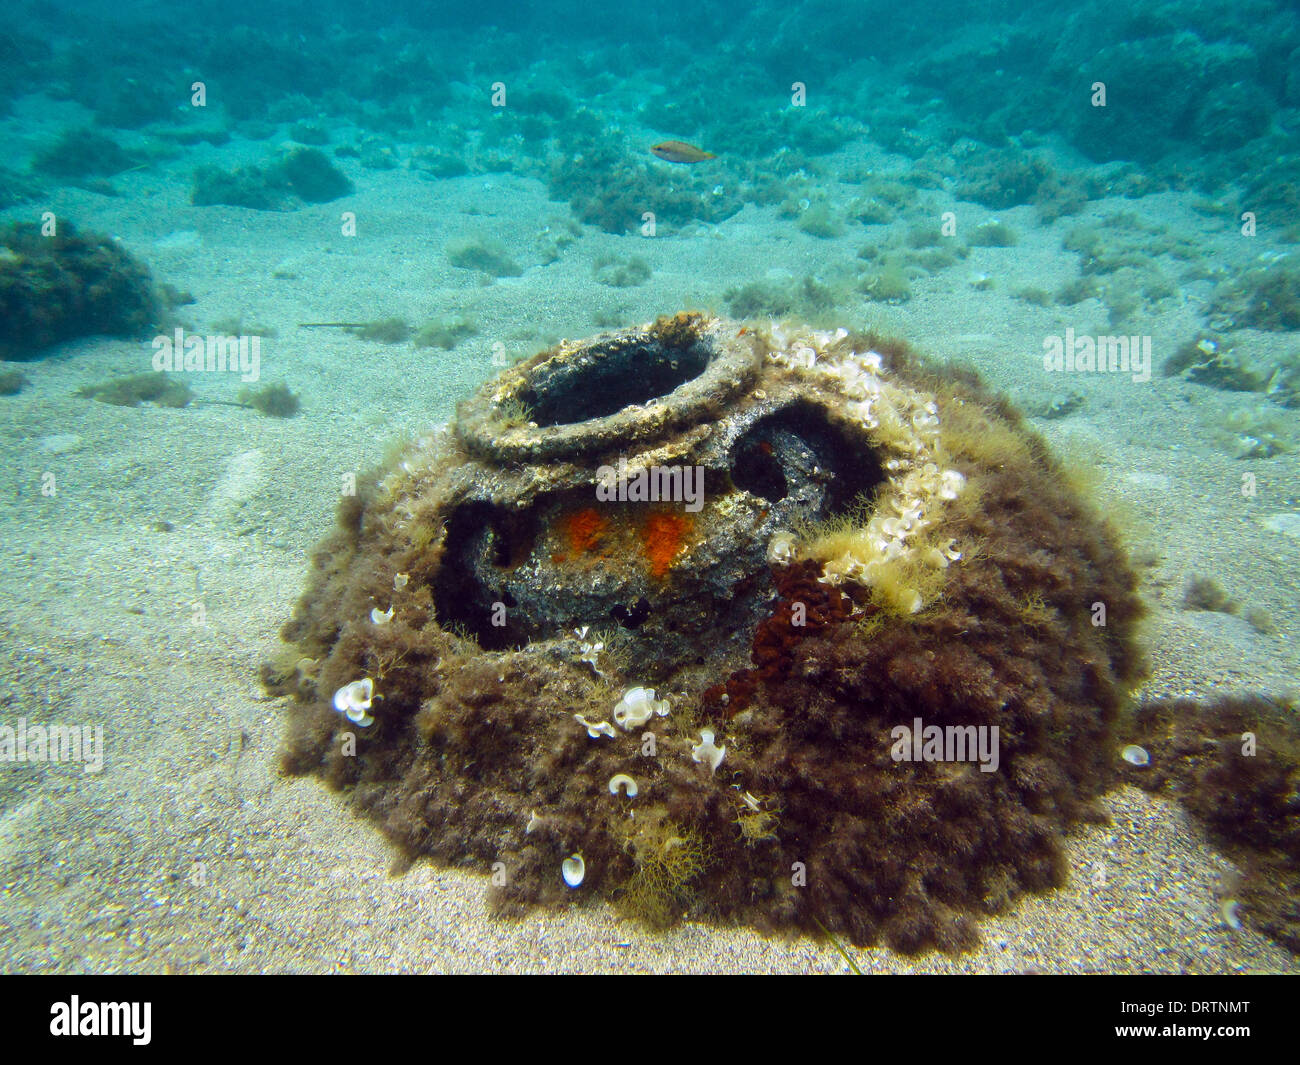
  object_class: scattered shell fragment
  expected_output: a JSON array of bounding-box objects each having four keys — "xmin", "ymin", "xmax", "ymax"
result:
[
  {"xmin": 393, "ymin": 572, "xmax": 410, "ymax": 590},
  {"xmin": 561, "ymin": 853, "xmax": 585, "ymax": 888},
  {"xmin": 1221, "ymin": 899, "xmax": 1242, "ymax": 931},
  {"xmin": 692, "ymin": 729, "xmax": 726, "ymax": 773},
  {"xmin": 613, "ymin": 687, "xmax": 670, "ymax": 730},
  {"xmin": 1121, "ymin": 744, "xmax": 1150, "ymax": 767},
  {"xmin": 370, "ymin": 605, "xmax": 394, "ymax": 625},
  {"xmin": 525, "ymin": 810, "xmax": 543, "ymax": 835},
  {"xmin": 767, "ymin": 530, "xmax": 797, "ymax": 566},
  {"xmin": 577, "ymin": 633, "xmax": 605, "ymax": 674},
  {"xmin": 332, "ymin": 678, "xmax": 375, "ymax": 727},
  {"xmin": 574, "ymin": 713, "xmax": 617, "ymax": 739},
  {"xmin": 923, "ymin": 547, "xmax": 951, "ymax": 568},
  {"xmin": 608, "ymin": 773, "xmax": 639, "ymax": 798}
]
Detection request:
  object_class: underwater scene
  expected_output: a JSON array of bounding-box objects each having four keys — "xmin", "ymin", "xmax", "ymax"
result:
[{"xmin": 0, "ymin": 0, "xmax": 1298, "ymax": 978}]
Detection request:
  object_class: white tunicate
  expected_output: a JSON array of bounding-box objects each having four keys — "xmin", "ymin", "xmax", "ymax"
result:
[
  {"xmin": 1121, "ymin": 744, "xmax": 1150, "ymax": 767},
  {"xmin": 562, "ymin": 854, "xmax": 585, "ymax": 888}
]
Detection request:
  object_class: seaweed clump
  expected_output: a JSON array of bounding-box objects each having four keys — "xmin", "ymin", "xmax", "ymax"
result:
[
  {"xmin": 78, "ymin": 371, "xmax": 192, "ymax": 408},
  {"xmin": 593, "ymin": 254, "xmax": 652, "ymax": 288},
  {"xmin": 1127, "ymin": 696, "xmax": 1300, "ymax": 951},
  {"xmin": 1182, "ymin": 576, "xmax": 1238, "ymax": 614},
  {"xmin": 33, "ymin": 128, "xmax": 137, "ymax": 179},
  {"xmin": 238, "ymin": 381, "xmax": 301, "ymax": 417},
  {"xmin": 1162, "ymin": 334, "xmax": 1265, "ymax": 392},
  {"xmin": 192, "ymin": 147, "xmax": 353, "ymax": 209},
  {"xmin": 348, "ymin": 318, "xmax": 411, "ymax": 344},
  {"xmin": 1209, "ymin": 254, "xmax": 1300, "ymax": 332},
  {"xmin": 415, "ymin": 316, "xmax": 477, "ymax": 350},
  {"xmin": 279, "ymin": 147, "xmax": 354, "ymax": 203},
  {"xmin": 615, "ymin": 817, "xmax": 711, "ymax": 929},
  {"xmin": 0, "ymin": 222, "xmax": 161, "ymax": 360},
  {"xmin": 447, "ymin": 237, "xmax": 522, "ymax": 278},
  {"xmin": 955, "ymin": 146, "xmax": 1054, "ymax": 209},
  {"xmin": 0, "ymin": 369, "xmax": 28, "ymax": 396}
]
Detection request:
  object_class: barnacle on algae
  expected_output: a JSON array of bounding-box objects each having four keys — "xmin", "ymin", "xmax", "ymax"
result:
[{"xmin": 272, "ymin": 310, "xmax": 1159, "ymax": 953}]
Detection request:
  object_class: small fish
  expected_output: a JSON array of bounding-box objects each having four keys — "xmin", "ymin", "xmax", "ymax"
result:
[{"xmin": 651, "ymin": 140, "xmax": 716, "ymax": 164}]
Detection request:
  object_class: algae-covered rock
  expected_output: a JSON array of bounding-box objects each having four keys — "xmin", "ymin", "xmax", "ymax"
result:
[
  {"xmin": 192, "ymin": 163, "xmax": 292, "ymax": 210},
  {"xmin": 279, "ymin": 147, "xmax": 353, "ymax": 203},
  {"xmin": 1068, "ymin": 35, "xmax": 1260, "ymax": 164},
  {"xmin": 192, "ymin": 147, "xmax": 353, "ymax": 210},
  {"xmin": 0, "ymin": 221, "xmax": 161, "ymax": 360},
  {"xmin": 548, "ymin": 131, "xmax": 742, "ymax": 234},
  {"xmin": 33, "ymin": 128, "xmax": 137, "ymax": 179}
]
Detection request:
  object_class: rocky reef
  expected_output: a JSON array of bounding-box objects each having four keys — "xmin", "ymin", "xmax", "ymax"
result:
[{"xmin": 271, "ymin": 312, "xmax": 1153, "ymax": 952}]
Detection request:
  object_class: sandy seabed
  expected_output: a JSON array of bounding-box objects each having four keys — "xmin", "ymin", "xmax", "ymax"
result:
[{"xmin": 1, "ymin": 140, "xmax": 1298, "ymax": 974}]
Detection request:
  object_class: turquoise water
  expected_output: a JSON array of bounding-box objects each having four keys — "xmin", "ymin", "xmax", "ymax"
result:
[{"xmin": 0, "ymin": 1, "xmax": 1297, "ymax": 974}]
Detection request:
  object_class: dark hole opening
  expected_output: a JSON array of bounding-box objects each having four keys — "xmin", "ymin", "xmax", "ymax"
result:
[
  {"xmin": 729, "ymin": 402, "xmax": 888, "ymax": 515},
  {"xmin": 517, "ymin": 335, "xmax": 712, "ymax": 427},
  {"xmin": 731, "ymin": 440, "xmax": 788, "ymax": 502},
  {"xmin": 611, "ymin": 597, "xmax": 651, "ymax": 629},
  {"xmin": 432, "ymin": 501, "xmax": 538, "ymax": 650}
]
